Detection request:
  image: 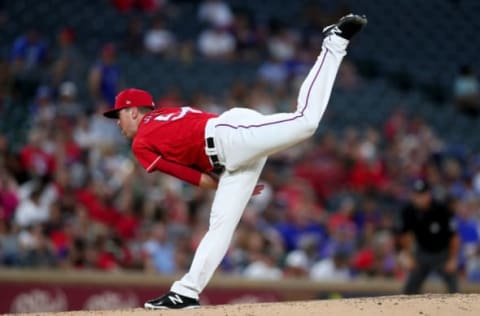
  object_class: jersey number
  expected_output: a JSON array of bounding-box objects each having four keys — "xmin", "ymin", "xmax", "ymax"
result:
[{"xmin": 154, "ymin": 106, "xmax": 202, "ymax": 122}]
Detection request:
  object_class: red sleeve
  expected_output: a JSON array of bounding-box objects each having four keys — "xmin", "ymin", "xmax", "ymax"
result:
[
  {"xmin": 132, "ymin": 138, "xmax": 202, "ymax": 186},
  {"xmin": 151, "ymin": 158, "xmax": 202, "ymax": 186}
]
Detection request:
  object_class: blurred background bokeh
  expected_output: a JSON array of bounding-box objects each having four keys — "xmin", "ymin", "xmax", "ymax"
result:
[{"xmin": 1, "ymin": 0, "xmax": 480, "ymax": 312}]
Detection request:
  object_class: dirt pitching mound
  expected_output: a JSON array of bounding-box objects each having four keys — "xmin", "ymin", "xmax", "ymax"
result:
[{"xmin": 13, "ymin": 294, "xmax": 480, "ymax": 316}]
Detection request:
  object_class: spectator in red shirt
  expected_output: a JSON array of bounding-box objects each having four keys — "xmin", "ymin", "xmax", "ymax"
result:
[
  {"xmin": 0, "ymin": 169, "xmax": 19, "ymax": 221},
  {"xmin": 20, "ymin": 128, "xmax": 56, "ymax": 178}
]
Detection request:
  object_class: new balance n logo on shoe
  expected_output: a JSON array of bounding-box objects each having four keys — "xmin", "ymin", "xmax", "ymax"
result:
[{"xmin": 168, "ymin": 294, "xmax": 184, "ymax": 305}]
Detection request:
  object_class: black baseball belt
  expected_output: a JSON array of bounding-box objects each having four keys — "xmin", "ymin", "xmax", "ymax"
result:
[{"xmin": 206, "ymin": 137, "xmax": 225, "ymax": 174}]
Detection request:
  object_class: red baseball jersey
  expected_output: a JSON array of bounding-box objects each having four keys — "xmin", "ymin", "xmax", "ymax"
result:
[{"xmin": 132, "ymin": 106, "xmax": 218, "ymax": 185}]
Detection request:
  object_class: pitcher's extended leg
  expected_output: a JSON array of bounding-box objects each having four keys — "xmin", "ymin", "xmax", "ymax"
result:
[
  {"xmin": 171, "ymin": 158, "xmax": 267, "ymax": 299},
  {"xmin": 213, "ymin": 35, "xmax": 348, "ymax": 171}
]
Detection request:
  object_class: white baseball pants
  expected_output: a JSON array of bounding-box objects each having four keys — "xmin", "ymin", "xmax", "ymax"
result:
[{"xmin": 171, "ymin": 34, "xmax": 348, "ymax": 299}]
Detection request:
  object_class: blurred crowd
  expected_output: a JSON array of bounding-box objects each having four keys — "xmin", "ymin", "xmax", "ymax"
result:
[{"xmin": 1, "ymin": 0, "xmax": 480, "ymax": 284}]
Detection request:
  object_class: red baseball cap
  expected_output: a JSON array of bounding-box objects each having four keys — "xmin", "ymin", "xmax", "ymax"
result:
[{"xmin": 103, "ymin": 88, "xmax": 155, "ymax": 119}]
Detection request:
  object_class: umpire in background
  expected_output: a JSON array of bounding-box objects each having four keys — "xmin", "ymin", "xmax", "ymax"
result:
[{"xmin": 398, "ymin": 179, "xmax": 460, "ymax": 294}]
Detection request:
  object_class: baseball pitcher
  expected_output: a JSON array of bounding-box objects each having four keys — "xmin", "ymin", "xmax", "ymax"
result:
[{"xmin": 103, "ymin": 13, "xmax": 367, "ymax": 309}]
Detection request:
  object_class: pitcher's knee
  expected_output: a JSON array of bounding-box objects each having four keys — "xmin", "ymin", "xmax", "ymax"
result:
[{"xmin": 299, "ymin": 120, "xmax": 318, "ymax": 138}]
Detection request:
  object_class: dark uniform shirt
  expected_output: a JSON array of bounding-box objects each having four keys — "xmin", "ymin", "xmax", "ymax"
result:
[{"xmin": 400, "ymin": 200, "xmax": 456, "ymax": 253}]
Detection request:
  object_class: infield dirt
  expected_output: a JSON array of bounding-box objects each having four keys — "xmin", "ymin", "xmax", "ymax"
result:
[{"xmin": 10, "ymin": 293, "xmax": 480, "ymax": 316}]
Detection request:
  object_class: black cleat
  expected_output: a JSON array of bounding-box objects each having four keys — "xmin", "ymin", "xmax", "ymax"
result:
[
  {"xmin": 323, "ymin": 13, "xmax": 368, "ymax": 40},
  {"xmin": 144, "ymin": 291, "xmax": 200, "ymax": 310}
]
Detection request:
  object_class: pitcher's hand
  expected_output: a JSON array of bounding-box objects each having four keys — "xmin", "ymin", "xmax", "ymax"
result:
[{"xmin": 252, "ymin": 184, "xmax": 265, "ymax": 196}]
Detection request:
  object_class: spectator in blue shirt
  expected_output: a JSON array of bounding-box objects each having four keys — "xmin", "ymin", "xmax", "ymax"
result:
[
  {"xmin": 10, "ymin": 28, "xmax": 49, "ymax": 100},
  {"xmin": 88, "ymin": 43, "xmax": 122, "ymax": 108}
]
